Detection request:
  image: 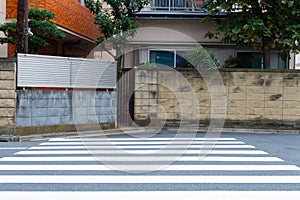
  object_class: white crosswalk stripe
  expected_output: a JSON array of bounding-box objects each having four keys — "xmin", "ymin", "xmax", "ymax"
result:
[{"xmin": 0, "ymin": 134, "xmax": 299, "ymax": 200}]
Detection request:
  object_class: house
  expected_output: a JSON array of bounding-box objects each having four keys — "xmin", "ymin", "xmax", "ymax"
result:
[
  {"xmin": 0, "ymin": 0, "xmax": 101, "ymax": 58},
  {"xmin": 123, "ymin": 0, "xmax": 290, "ymax": 70}
]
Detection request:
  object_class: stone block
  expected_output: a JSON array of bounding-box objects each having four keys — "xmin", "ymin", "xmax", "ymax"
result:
[
  {"xmin": 61, "ymin": 116, "xmax": 72, "ymax": 124},
  {"xmin": 283, "ymin": 80, "xmax": 299, "ymax": 87},
  {"xmin": 246, "ymin": 73, "xmax": 264, "ymax": 82},
  {"xmin": 264, "ymin": 101, "xmax": 283, "ymax": 108},
  {"xmin": 198, "ymin": 99, "xmax": 211, "ymax": 107},
  {"xmin": 228, "ymin": 100, "xmax": 246, "ymax": 107},
  {"xmin": 210, "ymin": 107, "xmax": 227, "ymax": 115},
  {"xmin": 282, "ymin": 94, "xmax": 300, "ymax": 101},
  {"xmin": 264, "ymin": 108, "xmax": 282, "ymax": 115},
  {"xmin": 199, "ymin": 107, "xmax": 210, "ymax": 114},
  {"xmin": 17, "ymin": 98, "xmax": 31, "ymax": 109},
  {"xmin": 209, "ymin": 99, "xmax": 226, "ymax": 108},
  {"xmin": 247, "ymin": 86, "xmax": 264, "ymax": 94},
  {"xmin": 231, "ymin": 72, "xmax": 247, "ymax": 80},
  {"xmin": 197, "ymin": 92, "xmax": 210, "ymax": 99},
  {"xmin": 227, "ymin": 115, "xmax": 246, "ymax": 121},
  {"xmin": 283, "ymin": 115, "xmax": 299, "ymax": 122},
  {"xmin": 0, "ymin": 71, "xmax": 14, "ymax": 80},
  {"xmin": 0, "ymin": 80, "xmax": 14, "ymax": 90},
  {"xmin": 283, "ymin": 109, "xmax": 300, "ymax": 116},
  {"xmin": 247, "ymin": 101, "xmax": 264, "ymax": 108},
  {"xmin": 135, "ymin": 83, "xmax": 149, "ymax": 91},
  {"xmin": 246, "ymin": 108, "xmax": 264, "ymax": 115},
  {"xmin": 135, "ymin": 91, "xmax": 148, "ymax": 99},
  {"xmin": 228, "ymin": 107, "xmax": 246, "ymax": 115},
  {"xmin": 0, "ymin": 117, "xmax": 14, "ymax": 126},
  {"xmin": 228, "ymin": 93, "xmax": 247, "ymax": 100},
  {"xmin": 228, "ymin": 86, "xmax": 246, "ymax": 93},
  {"xmin": 15, "ymin": 107, "xmax": 31, "ymax": 118},
  {"xmin": 15, "ymin": 117, "xmax": 31, "ymax": 126},
  {"xmin": 264, "ymin": 78, "xmax": 283, "ymax": 86},
  {"xmin": 267, "ymin": 94, "xmax": 282, "ymax": 101},
  {"xmin": 0, "ymin": 99, "xmax": 14, "ymax": 108},
  {"xmin": 95, "ymin": 100, "xmax": 111, "ymax": 107},
  {"xmin": 245, "ymin": 115, "xmax": 263, "ymax": 121},
  {"xmin": 48, "ymin": 107, "xmax": 69, "ymax": 117},
  {"xmin": 32, "ymin": 108, "xmax": 48, "ymax": 117},
  {"xmin": 96, "ymin": 107, "xmax": 113, "ymax": 115},
  {"xmin": 73, "ymin": 107, "xmax": 88, "ymax": 116},
  {"xmin": 135, "ymin": 113, "xmax": 150, "ymax": 120},
  {"xmin": 282, "ymin": 101, "xmax": 300, "ymax": 109},
  {"xmin": 247, "ymin": 93, "xmax": 265, "ymax": 101},
  {"xmin": 34, "ymin": 100, "xmax": 49, "ymax": 108},
  {"xmin": 0, "ymin": 90, "xmax": 14, "ymax": 99},
  {"xmin": 264, "ymin": 86, "xmax": 283, "ymax": 94},
  {"xmin": 48, "ymin": 116, "xmax": 63, "ymax": 125},
  {"xmin": 134, "ymin": 106, "xmax": 149, "ymax": 114},
  {"xmin": 0, "ymin": 108, "xmax": 14, "ymax": 117},
  {"xmin": 198, "ymin": 113, "xmax": 210, "ymax": 120},
  {"xmin": 264, "ymin": 115, "xmax": 283, "ymax": 121},
  {"xmin": 284, "ymin": 87, "xmax": 300, "ymax": 94},
  {"xmin": 229, "ymin": 79, "xmax": 247, "ymax": 86},
  {"xmin": 265, "ymin": 73, "xmax": 283, "ymax": 80}
]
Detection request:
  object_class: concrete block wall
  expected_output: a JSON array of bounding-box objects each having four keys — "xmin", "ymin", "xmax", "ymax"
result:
[
  {"xmin": 134, "ymin": 68, "xmax": 300, "ymax": 125},
  {"xmin": 0, "ymin": 60, "xmax": 15, "ymax": 126},
  {"xmin": 15, "ymin": 90, "xmax": 116, "ymax": 127}
]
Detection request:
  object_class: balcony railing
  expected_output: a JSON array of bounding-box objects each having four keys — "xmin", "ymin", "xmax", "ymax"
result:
[{"xmin": 144, "ymin": 0, "xmax": 208, "ymax": 12}]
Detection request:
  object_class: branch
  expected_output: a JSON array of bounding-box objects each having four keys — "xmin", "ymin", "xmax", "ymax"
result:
[{"xmin": 101, "ymin": 44, "xmax": 116, "ymax": 60}]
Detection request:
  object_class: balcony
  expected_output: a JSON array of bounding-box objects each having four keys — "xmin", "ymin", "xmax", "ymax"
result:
[{"xmin": 144, "ymin": 0, "xmax": 208, "ymax": 12}]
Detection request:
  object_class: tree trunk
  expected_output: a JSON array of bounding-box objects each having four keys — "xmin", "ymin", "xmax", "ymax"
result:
[
  {"xmin": 263, "ymin": 47, "xmax": 271, "ymax": 69},
  {"xmin": 15, "ymin": 0, "xmax": 26, "ymax": 54}
]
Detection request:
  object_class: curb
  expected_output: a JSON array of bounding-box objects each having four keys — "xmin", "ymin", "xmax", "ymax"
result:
[{"xmin": 1, "ymin": 127, "xmax": 299, "ymax": 142}]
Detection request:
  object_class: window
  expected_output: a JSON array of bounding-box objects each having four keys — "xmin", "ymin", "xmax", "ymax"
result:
[
  {"xmin": 236, "ymin": 51, "xmax": 287, "ymax": 69},
  {"xmin": 149, "ymin": 49, "xmax": 191, "ymax": 68},
  {"xmin": 236, "ymin": 52, "xmax": 262, "ymax": 69}
]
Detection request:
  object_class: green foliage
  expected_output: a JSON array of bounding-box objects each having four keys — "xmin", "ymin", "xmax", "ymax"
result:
[
  {"xmin": 223, "ymin": 56, "xmax": 239, "ymax": 68},
  {"xmin": 136, "ymin": 62, "xmax": 157, "ymax": 68},
  {"xmin": 84, "ymin": 0, "xmax": 150, "ymax": 58},
  {"xmin": 0, "ymin": 8, "xmax": 65, "ymax": 54},
  {"xmin": 187, "ymin": 45, "xmax": 218, "ymax": 70},
  {"xmin": 204, "ymin": 0, "xmax": 300, "ymax": 68}
]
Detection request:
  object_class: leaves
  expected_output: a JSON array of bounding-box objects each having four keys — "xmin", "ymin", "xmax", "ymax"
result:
[
  {"xmin": 0, "ymin": 8, "xmax": 65, "ymax": 54},
  {"xmin": 205, "ymin": 0, "xmax": 300, "ymax": 64},
  {"xmin": 84, "ymin": 0, "xmax": 149, "ymax": 59}
]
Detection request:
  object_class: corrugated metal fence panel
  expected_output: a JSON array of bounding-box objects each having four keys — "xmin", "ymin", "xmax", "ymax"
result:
[
  {"xmin": 17, "ymin": 54, "xmax": 117, "ymax": 89},
  {"xmin": 71, "ymin": 58, "xmax": 117, "ymax": 89},
  {"xmin": 18, "ymin": 54, "xmax": 71, "ymax": 88}
]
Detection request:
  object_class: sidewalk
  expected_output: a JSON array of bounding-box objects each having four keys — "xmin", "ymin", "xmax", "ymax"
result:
[{"xmin": 1, "ymin": 126, "xmax": 299, "ymax": 142}]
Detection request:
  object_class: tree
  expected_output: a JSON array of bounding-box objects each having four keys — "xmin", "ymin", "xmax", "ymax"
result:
[
  {"xmin": 204, "ymin": 0, "xmax": 300, "ymax": 69},
  {"xmin": 84, "ymin": 0, "xmax": 150, "ymax": 77},
  {"xmin": 15, "ymin": 0, "xmax": 26, "ymax": 53},
  {"xmin": 0, "ymin": 8, "xmax": 65, "ymax": 55}
]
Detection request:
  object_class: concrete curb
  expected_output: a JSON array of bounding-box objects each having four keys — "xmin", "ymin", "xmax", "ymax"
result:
[{"xmin": 1, "ymin": 127, "xmax": 299, "ymax": 142}]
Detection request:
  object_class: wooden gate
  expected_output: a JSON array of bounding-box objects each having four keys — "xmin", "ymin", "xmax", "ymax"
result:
[{"xmin": 117, "ymin": 69, "xmax": 135, "ymax": 127}]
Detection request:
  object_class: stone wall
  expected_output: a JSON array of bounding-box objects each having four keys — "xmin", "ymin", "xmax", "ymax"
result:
[
  {"xmin": 0, "ymin": 59, "xmax": 117, "ymax": 135},
  {"xmin": 0, "ymin": 59, "xmax": 15, "ymax": 127},
  {"xmin": 134, "ymin": 68, "xmax": 300, "ymax": 125},
  {"xmin": 15, "ymin": 90, "xmax": 116, "ymax": 127}
]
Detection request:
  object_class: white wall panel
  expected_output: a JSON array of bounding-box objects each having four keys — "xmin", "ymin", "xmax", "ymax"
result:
[{"xmin": 17, "ymin": 54, "xmax": 117, "ymax": 89}]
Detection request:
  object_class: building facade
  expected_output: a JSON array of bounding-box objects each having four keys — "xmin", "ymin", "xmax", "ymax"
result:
[
  {"xmin": 123, "ymin": 0, "xmax": 291, "ymax": 70},
  {"xmin": 0, "ymin": 0, "xmax": 101, "ymax": 58}
]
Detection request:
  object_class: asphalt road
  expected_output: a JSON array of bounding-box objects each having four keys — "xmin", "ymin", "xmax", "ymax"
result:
[{"xmin": 0, "ymin": 130, "xmax": 299, "ymax": 200}]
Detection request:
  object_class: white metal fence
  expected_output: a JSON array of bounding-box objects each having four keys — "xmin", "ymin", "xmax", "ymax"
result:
[{"xmin": 17, "ymin": 54, "xmax": 117, "ymax": 89}]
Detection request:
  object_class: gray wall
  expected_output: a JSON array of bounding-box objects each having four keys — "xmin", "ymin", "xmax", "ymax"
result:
[{"xmin": 15, "ymin": 90, "xmax": 116, "ymax": 127}]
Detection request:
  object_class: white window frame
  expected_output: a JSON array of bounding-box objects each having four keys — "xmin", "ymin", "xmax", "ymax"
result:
[{"xmin": 148, "ymin": 48, "xmax": 191, "ymax": 68}]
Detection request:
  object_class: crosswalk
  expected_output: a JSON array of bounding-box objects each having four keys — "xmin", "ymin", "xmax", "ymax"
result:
[{"xmin": 0, "ymin": 133, "xmax": 300, "ymax": 200}]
